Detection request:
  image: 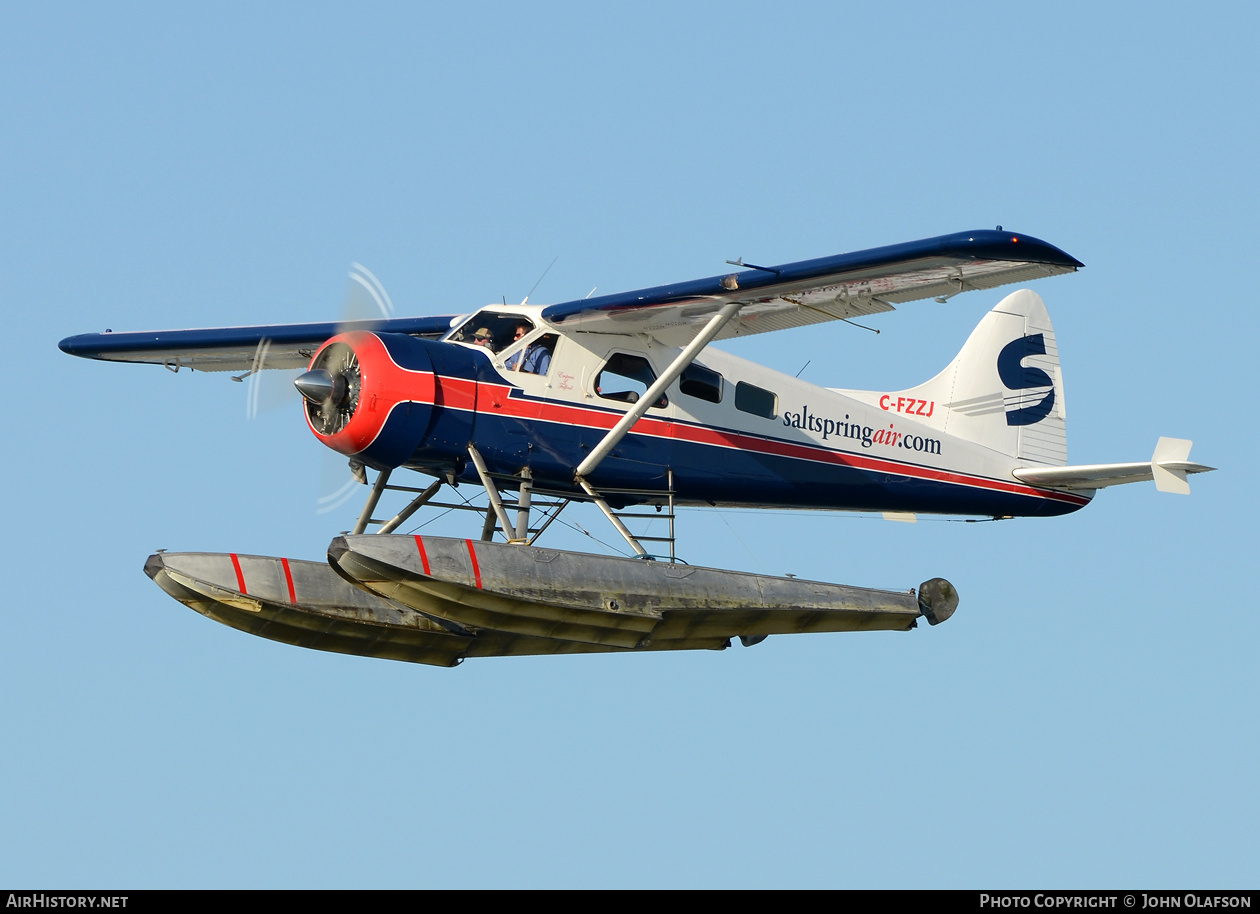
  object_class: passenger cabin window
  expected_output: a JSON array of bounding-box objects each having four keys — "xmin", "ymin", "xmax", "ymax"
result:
[
  {"xmin": 448, "ymin": 312, "xmax": 534, "ymax": 353},
  {"xmin": 595, "ymin": 353, "xmax": 667, "ymax": 408},
  {"xmin": 678, "ymin": 363, "xmax": 723, "ymax": 404},
  {"xmin": 735, "ymin": 381, "xmax": 777, "ymax": 419}
]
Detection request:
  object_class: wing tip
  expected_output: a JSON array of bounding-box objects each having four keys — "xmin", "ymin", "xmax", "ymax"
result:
[
  {"xmin": 58, "ymin": 333, "xmax": 104, "ymax": 359},
  {"xmin": 954, "ymin": 229, "xmax": 1085, "ymax": 270}
]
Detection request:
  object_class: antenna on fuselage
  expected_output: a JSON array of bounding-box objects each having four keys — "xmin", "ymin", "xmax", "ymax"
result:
[
  {"xmin": 521, "ymin": 255, "xmax": 559, "ymax": 305},
  {"xmin": 725, "ymin": 256, "xmax": 782, "ymax": 276}
]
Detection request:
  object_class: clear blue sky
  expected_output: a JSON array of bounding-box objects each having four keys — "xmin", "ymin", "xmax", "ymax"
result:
[{"xmin": 2, "ymin": 2, "xmax": 1256, "ymax": 888}]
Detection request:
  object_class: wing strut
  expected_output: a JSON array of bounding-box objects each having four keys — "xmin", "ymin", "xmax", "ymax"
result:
[{"xmin": 575, "ymin": 299, "xmax": 743, "ymax": 480}]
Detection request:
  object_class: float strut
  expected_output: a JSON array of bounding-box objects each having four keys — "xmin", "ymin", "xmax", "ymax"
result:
[
  {"xmin": 515, "ymin": 468, "xmax": 533, "ymax": 541},
  {"xmin": 352, "ymin": 468, "xmax": 393, "ymax": 535},
  {"xmin": 527, "ymin": 498, "xmax": 570, "ymax": 546},
  {"xmin": 375, "ymin": 479, "xmax": 443, "ymax": 535},
  {"xmin": 467, "ymin": 444, "xmax": 524, "ymax": 543},
  {"xmin": 576, "ymin": 477, "xmax": 649, "ymax": 558}
]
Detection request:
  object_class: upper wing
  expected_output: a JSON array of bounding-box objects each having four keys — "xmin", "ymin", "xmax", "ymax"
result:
[
  {"xmin": 58, "ymin": 315, "xmax": 458, "ymax": 373},
  {"xmin": 59, "ymin": 230, "xmax": 1081, "ymax": 370},
  {"xmin": 540, "ymin": 229, "xmax": 1082, "ymax": 346}
]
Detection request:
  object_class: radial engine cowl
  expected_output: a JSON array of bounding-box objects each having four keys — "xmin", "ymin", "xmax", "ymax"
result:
[{"xmin": 298, "ymin": 331, "xmax": 437, "ymax": 467}]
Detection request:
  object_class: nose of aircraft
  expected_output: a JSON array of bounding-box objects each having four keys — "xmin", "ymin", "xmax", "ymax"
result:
[
  {"xmin": 294, "ymin": 368, "xmax": 333, "ymax": 403},
  {"xmin": 300, "ymin": 330, "xmax": 441, "ymax": 466},
  {"xmin": 294, "ymin": 368, "xmax": 344, "ymax": 404}
]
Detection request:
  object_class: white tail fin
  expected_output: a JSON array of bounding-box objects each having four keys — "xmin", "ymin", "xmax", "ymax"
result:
[
  {"xmin": 832, "ymin": 289, "xmax": 1067, "ymax": 463},
  {"xmin": 1151, "ymin": 437, "xmax": 1195, "ymax": 494}
]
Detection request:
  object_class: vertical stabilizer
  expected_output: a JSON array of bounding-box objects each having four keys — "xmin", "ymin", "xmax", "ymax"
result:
[
  {"xmin": 1151, "ymin": 437, "xmax": 1194, "ymax": 494},
  {"xmin": 836, "ymin": 290, "xmax": 1068, "ymax": 464}
]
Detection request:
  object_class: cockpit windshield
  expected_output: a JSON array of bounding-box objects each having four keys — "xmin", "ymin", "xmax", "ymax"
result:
[{"xmin": 447, "ymin": 312, "xmax": 534, "ymax": 353}]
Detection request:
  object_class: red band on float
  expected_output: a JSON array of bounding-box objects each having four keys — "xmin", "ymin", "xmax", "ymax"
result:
[
  {"xmin": 230, "ymin": 553, "xmax": 247, "ymax": 594},
  {"xmin": 414, "ymin": 535, "xmax": 431, "ymax": 575},
  {"xmin": 281, "ymin": 557, "xmax": 297, "ymax": 604},
  {"xmin": 465, "ymin": 539, "xmax": 483, "ymax": 589}
]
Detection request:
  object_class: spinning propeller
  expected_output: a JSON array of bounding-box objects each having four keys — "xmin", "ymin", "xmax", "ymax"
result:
[
  {"xmin": 295, "ymin": 341, "xmax": 361, "ymax": 436},
  {"xmin": 244, "ymin": 263, "xmax": 397, "ymax": 514}
]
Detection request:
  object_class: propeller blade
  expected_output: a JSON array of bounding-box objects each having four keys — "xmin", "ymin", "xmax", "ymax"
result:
[
  {"xmin": 317, "ymin": 454, "xmax": 364, "ymax": 515},
  {"xmin": 341, "ymin": 263, "xmax": 395, "ymax": 327},
  {"xmin": 244, "ymin": 338, "xmax": 302, "ymax": 420}
]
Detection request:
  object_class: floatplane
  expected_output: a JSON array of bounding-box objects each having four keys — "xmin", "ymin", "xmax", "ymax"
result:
[{"xmin": 59, "ymin": 229, "xmax": 1213, "ymax": 666}]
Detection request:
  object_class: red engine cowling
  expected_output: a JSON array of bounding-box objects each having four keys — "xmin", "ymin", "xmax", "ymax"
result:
[{"xmin": 298, "ymin": 331, "xmax": 438, "ymax": 468}]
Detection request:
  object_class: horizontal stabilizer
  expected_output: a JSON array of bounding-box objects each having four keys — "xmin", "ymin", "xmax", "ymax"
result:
[{"xmin": 1012, "ymin": 437, "xmax": 1215, "ymax": 494}]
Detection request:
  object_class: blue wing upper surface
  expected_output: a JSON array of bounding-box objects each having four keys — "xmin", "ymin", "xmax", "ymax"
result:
[
  {"xmin": 58, "ymin": 315, "xmax": 458, "ymax": 372},
  {"xmin": 541, "ymin": 229, "xmax": 1081, "ymax": 345}
]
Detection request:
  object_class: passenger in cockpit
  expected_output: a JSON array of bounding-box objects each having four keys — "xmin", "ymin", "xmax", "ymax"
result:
[{"xmin": 506, "ymin": 325, "xmax": 553, "ymax": 375}]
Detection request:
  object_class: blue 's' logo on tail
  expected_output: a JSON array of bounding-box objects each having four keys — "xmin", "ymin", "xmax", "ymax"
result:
[{"xmin": 997, "ymin": 334, "xmax": 1055, "ymax": 426}]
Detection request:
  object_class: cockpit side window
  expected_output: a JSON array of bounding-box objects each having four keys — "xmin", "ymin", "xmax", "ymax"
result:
[
  {"xmin": 595, "ymin": 353, "xmax": 667, "ymax": 408},
  {"xmin": 448, "ymin": 312, "xmax": 534, "ymax": 353}
]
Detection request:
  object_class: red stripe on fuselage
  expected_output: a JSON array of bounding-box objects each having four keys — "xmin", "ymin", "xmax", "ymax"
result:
[
  {"xmin": 435, "ymin": 375, "xmax": 477, "ymax": 412},
  {"xmin": 465, "ymin": 375, "xmax": 1090, "ymax": 508}
]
